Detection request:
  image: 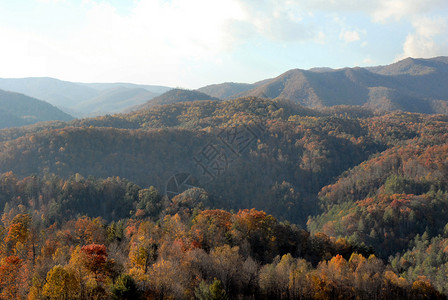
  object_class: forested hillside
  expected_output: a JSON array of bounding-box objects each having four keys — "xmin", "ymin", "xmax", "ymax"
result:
[
  {"xmin": 136, "ymin": 89, "xmax": 220, "ymax": 110},
  {"xmin": 0, "ymin": 96, "xmax": 447, "ymax": 298},
  {"xmin": 197, "ymin": 81, "xmax": 268, "ymax": 99},
  {"xmin": 0, "ymin": 89, "xmax": 73, "ymax": 129},
  {"xmin": 0, "ymin": 172, "xmax": 442, "ymax": 299},
  {"xmin": 0, "ymin": 98, "xmax": 388, "ymax": 225},
  {"xmin": 1, "ymin": 98, "xmax": 447, "ymax": 225}
]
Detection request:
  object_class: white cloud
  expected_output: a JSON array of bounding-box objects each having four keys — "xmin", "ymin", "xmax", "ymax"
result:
[
  {"xmin": 1, "ymin": 0, "xmax": 448, "ymax": 87},
  {"xmin": 372, "ymin": 0, "xmax": 448, "ymax": 22},
  {"xmin": 397, "ymin": 17, "xmax": 448, "ymax": 59},
  {"xmin": 340, "ymin": 30, "xmax": 360, "ymax": 43},
  {"xmin": 0, "ymin": 0, "xmax": 321, "ymax": 86},
  {"xmin": 413, "ymin": 16, "xmax": 447, "ymax": 37},
  {"xmin": 288, "ymin": 0, "xmax": 448, "ymax": 63},
  {"xmin": 0, "ymin": 0, "xmax": 249, "ymax": 86},
  {"xmin": 231, "ymin": 0, "xmax": 315, "ymax": 42}
]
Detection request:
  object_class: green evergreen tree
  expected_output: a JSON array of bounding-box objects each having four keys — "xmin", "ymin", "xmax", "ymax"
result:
[{"xmin": 111, "ymin": 274, "xmax": 140, "ymax": 300}]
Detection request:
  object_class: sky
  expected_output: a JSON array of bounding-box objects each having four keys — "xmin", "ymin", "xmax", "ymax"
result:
[{"xmin": 0, "ymin": 0, "xmax": 447, "ymax": 88}]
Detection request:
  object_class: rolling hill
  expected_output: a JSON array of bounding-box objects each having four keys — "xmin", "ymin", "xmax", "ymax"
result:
[
  {"xmin": 0, "ymin": 89, "xmax": 73, "ymax": 128},
  {"xmin": 0, "ymin": 77, "xmax": 172, "ymax": 116},
  {"xmin": 135, "ymin": 88, "xmax": 220, "ymax": 110}
]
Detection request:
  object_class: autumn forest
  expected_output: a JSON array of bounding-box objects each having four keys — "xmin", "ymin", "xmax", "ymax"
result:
[{"xmin": 0, "ymin": 96, "xmax": 447, "ymax": 299}]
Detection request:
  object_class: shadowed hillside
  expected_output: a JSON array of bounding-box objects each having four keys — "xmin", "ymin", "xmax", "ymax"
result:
[
  {"xmin": 198, "ymin": 57, "xmax": 448, "ymax": 114},
  {"xmin": 0, "ymin": 89, "xmax": 73, "ymax": 128}
]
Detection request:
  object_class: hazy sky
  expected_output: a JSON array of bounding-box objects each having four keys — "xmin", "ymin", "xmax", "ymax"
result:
[{"xmin": 0, "ymin": 0, "xmax": 447, "ymax": 88}]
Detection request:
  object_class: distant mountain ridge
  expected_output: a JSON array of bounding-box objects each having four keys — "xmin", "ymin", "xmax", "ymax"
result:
[
  {"xmin": 0, "ymin": 77, "xmax": 172, "ymax": 117},
  {"xmin": 74, "ymin": 87, "xmax": 158, "ymax": 116},
  {"xmin": 0, "ymin": 89, "xmax": 73, "ymax": 129},
  {"xmin": 78, "ymin": 82, "xmax": 171, "ymax": 94},
  {"xmin": 1, "ymin": 56, "xmax": 448, "ymax": 116},
  {"xmin": 197, "ymin": 56, "xmax": 448, "ymax": 114},
  {"xmin": 367, "ymin": 56, "xmax": 448, "ymax": 75}
]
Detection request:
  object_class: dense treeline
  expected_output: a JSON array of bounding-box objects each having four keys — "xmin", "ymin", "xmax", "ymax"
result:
[
  {"xmin": 308, "ymin": 128, "xmax": 448, "ymax": 257},
  {"xmin": 0, "ymin": 173, "xmax": 441, "ymax": 299},
  {"xmin": 390, "ymin": 234, "xmax": 448, "ymax": 295},
  {"xmin": 0, "ymin": 172, "xmax": 139, "ymax": 223}
]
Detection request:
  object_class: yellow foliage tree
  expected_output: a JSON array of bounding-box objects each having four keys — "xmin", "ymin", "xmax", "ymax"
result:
[{"xmin": 42, "ymin": 265, "xmax": 80, "ymax": 299}]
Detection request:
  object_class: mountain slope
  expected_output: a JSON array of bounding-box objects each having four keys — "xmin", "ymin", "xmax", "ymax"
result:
[
  {"xmin": 79, "ymin": 82, "xmax": 172, "ymax": 94},
  {"xmin": 196, "ymin": 79, "xmax": 273, "ymax": 99},
  {"xmin": 0, "ymin": 77, "xmax": 172, "ymax": 116},
  {"xmin": 238, "ymin": 69, "xmax": 323, "ymax": 106},
  {"xmin": 0, "ymin": 89, "xmax": 73, "ymax": 129},
  {"xmin": 0, "ymin": 77, "xmax": 98, "ymax": 111},
  {"xmin": 75, "ymin": 87, "xmax": 158, "ymax": 116},
  {"xmin": 308, "ymin": 132, "xmax": 448, "ymax": 257},
  {"xmin": 137, "ymin": 88, "xmax": 220, "ymax": 110},
  {"xmin": 237, "ymin": 56, "xmax": 448, "ymax": 114},
  {"xmin": 198, "ymin": 82, "xmax": 254, "ymax": 99},
  {"xmin": 367, "ymin": 56, "xmax": 448, "ymax": 75}
]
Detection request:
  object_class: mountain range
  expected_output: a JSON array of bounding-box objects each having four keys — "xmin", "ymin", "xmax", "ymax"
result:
[
  {"xmin": 198, "ymin": 56, "xmax": 448, "ymax": 114},
  {"xmin": 0, "ymin": 56, "xmax": 447, "ymax": 130},
  {"xmin": 0, "ymin": 77, "xmax": 171, "ymax": 117}
]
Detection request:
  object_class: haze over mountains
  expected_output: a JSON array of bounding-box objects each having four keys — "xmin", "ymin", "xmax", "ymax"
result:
[
  {"xmin": 0, "ymin": 77, "xmax": 171, "ymax": 117},
  {"xmin": 1, "ymin": 56, "xmax": 447, "ymax": 130}
]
